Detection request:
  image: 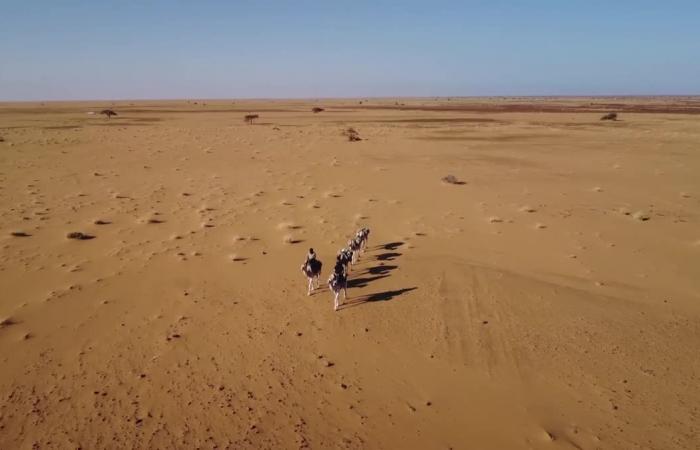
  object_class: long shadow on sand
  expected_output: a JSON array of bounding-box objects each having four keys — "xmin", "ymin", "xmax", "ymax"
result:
[
  {"xmin": 376, "ymin": 252, "xmax": 401, "ymax": 261},
  {"xmin": 381, "ymin": 242, "xmax": 404, "ymax": 251},
  {"xmin": 364, "ymin": 264, "xmax": 398, "ymax": 275},
  {"xmin": 339, "ymin": 241, "xmax": 417, "ymax": 309},
  {"xmin": 347, "ymin": 274, "xmax": 390, "ymax": 288},
  {"xmin": 341, "ymin": 287, "xmax": 418, "ymax": 310}
]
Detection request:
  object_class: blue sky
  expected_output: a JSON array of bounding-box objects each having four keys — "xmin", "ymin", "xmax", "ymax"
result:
[{"xmin": 1, "ymin": 1, "xmax": 699, "ymax": 100}]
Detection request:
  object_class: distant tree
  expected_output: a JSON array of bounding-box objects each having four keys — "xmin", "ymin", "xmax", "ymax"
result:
[
  {"xmin": 600, "ymin": 112, "xmax": 618, "ymax": 121},
  {"xmin": 100, "ymin": 109, "xmax": 117, "ymax": 119},
  {"xmin": 312, "ymin": 107, "xmax": 324, "ymax": 113},
  {"xmin": 244, "ymin": 114, "xmax": 259, "ymax": 124}
]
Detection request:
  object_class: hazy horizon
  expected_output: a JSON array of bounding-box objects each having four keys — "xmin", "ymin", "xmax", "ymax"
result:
[
  {"xmin": 2, "ymin": 0, "xmax": 699, "ymax": 101},
  {"xmin": 4, "ymin": 94, "xmax": 700, "ymax": 105}
]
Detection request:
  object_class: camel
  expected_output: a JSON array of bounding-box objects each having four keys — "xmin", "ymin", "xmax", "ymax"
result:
[
  {"xmin": 356, "ymin": 227, "xmax": 370, "ymax": 250},
  {"xmin": 328, "ymin": 272, "xmax": 347, "ymax": 311},
  {"xmin": 337, "ymin": 248, "xmax": 353, "ymax": 274},
  {"xmin": 301, "ymin": 258, "xmax": 323, "ymax": 295},
  {"xmin": 348, "ymin": 237, "xmax": 362, "ymax": 264}
]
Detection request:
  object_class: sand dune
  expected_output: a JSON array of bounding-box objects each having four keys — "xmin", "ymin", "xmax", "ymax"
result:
[{"xmin": 1, "ymin": 98, "xmax": 699, "ymax": 449}]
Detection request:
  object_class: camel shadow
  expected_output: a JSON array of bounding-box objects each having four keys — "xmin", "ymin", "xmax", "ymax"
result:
[
  {"xmin": 341, "ymin": 287, "xmax": 418, "ymax": 309},
  {"xmin": 348, "ymin": 274, "xmax": 390, "ymax": 288},
  {"xmin": 376, "ymin": 252, "xmax": 401, "ymax": 261},
  {"xmin": 364, "ymin": 264, "xmax": 398, "ymax": 275},
  {"xmin": 380, "ymin": 242, "xmax": 404, "ymax": 251}
]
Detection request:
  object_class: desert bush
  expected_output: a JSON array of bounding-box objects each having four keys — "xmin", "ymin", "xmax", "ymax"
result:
[
  {"xmin": 342, "ymin": 127, "xmax": 361, "ymax": 141},
  {"xmin": 441, "ymin": 175, "xmax": 465, "ymax": 185}
]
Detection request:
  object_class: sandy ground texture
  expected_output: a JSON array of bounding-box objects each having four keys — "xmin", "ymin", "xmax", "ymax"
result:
[{"xmin": 1, "ymin": 97, "xmax": 699, "ymax": 449}]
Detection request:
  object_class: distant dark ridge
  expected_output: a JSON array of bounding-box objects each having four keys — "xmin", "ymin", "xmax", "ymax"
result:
[{"xmin": 332, "ymin": 103, "xmax": 700, "ymax": 114}]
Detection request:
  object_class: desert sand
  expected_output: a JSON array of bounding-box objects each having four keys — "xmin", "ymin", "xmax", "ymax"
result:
[{"xmin": 1, "ymin": 97, "xmax": 699, "ymax": 449}]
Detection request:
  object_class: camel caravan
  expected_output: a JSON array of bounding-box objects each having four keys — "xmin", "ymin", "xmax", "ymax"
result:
[{"xmin": 300, "ymin": 227, "xmax": 370, "ymax": 311}]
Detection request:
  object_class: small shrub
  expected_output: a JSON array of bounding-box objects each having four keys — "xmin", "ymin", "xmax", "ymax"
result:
[
  {"xmin": 441, "ymin": 175, "xmax": 465, "ymax": 185},
  {"xmin": 342, "ymin": 127, "xmax": 361, "ymax": 142}
]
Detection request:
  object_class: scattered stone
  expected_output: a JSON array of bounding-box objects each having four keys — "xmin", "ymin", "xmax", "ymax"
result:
[
  {"xmin": 488, "ymin": 216, "xmax": 503, "ymax": 223},
  {"xmin": 632, "ymin": 211, "xmax": 650, "ymax": 221},
  {"xmin": 66, "ymin": 232, "xmax": 95, "ymax": 240},
  {"xmin": 0, "ymin": 317, "xmax": 16, "ymax": 328},
  {"xmin": 283, "ymin": 234, "xmax": 301, "ymax": 244},
  {"xmin": 93, "ymin": 220, "xmax": 110, "ymax": 225},
  {"xmin": 10, "ymin": 231, "xmax": 31, "ymax": 237}
]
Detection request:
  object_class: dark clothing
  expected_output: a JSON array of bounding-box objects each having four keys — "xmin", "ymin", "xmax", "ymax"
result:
[{"xmin": 330, "ymin": 271, "xmax": 346, "ymax": 285}]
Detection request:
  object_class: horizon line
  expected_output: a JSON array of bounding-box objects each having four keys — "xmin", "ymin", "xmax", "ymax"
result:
[{"xmin": 2, "ymin": 93, "xmax": 700, "ymax": 104}]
